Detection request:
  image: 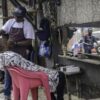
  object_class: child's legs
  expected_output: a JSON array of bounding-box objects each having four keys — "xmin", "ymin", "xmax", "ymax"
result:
[{"xmin": 4, "ymin": 70, "xmax": 12, "ymax": 96}]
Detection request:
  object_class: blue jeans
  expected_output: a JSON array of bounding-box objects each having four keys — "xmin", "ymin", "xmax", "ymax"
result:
[{"xmin": 4, "ymin": 70, "xmax": 12, "ymax": 96}]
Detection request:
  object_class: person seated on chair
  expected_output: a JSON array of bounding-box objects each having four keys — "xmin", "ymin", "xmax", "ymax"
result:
[
  {"xmin": 0, "ymin": 51, "xmax": 66, "ymax": 100},
  {"xmin": 82, "ymin": 29, "xmax": 98, "ymax": 54}
]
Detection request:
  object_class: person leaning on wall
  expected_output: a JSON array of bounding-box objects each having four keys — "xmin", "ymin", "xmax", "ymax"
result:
[{"xmin": 0, "ymin": 6, "xmax": 35, "ymax": 100}]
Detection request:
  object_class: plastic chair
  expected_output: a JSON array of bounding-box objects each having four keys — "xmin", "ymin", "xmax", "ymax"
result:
[{"xmin": 7, "ymin": 66, "xmax": 51, "ymax": 100}]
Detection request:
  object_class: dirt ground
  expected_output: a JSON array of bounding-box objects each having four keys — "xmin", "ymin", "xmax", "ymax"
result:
[
  {"xmin": 0, "ymin": 83, "xmax": 68, "ymax": 100},
  {"xmin": 0, "ymin": 84, "xmax": 100, "ymax": 100}
]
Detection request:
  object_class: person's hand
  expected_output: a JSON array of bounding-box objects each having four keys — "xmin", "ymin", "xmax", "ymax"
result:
[
  {"xmin": 0, "ymin": 30, "xmax": 5, "ymax": 35},
  {"xmin": 7, "ymin": 39, "xmax": 15, "ymax": 49}
]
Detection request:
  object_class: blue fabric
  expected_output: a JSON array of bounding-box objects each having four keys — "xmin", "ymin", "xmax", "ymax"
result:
[
  {"xmin": 37, "ymin": 17, "xmax": 50, "ymax": 41},
  {"xmin": 39, "ymin": 41, "xmax": 51, "ymax": 58},
  {"xmin": 4, "ymin": 70, "xmax": 12, "ymax": 96},
  {"xmin": 37, "ymin": 30, "xmax": 50, "ymax": 41}
]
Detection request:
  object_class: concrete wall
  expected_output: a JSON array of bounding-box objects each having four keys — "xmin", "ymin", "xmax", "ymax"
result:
[{"xmin": 57, "ymin": 0, "xmax": 100, "ymax": 26}]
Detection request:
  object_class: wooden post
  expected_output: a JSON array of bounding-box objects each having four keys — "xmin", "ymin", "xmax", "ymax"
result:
[
  {"xmin": 2, "ymin": 0, "xmax": 8, "ymax": 24},
  {"xmin": 1, "ymin": 0, "xmax": 8, "ymax": 51}
]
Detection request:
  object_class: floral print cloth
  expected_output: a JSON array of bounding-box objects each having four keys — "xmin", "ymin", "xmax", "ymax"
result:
[{"xmin": 0, "ymin": 51, "xmax": 59, "ymax": 92}]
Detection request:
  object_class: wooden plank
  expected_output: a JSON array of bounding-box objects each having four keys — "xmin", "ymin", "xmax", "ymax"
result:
[{"xmin": 2, "ymin": 0, "xmax": 8, "ymax": 24}]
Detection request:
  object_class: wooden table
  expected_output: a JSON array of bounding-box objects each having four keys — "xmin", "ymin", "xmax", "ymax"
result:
[{"xmin": 58, "ymin": 55, "xmax": 100, "ymax": 65}]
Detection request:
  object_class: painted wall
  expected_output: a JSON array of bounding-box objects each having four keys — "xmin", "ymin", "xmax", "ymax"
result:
[{"xmin": 57, "ymin": 0, "xmax": 100, "ymax": 26}]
